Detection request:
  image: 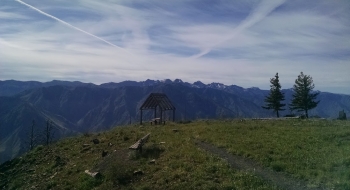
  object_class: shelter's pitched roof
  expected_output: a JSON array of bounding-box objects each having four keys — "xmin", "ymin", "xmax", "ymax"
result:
[{"xmin": 140, "ymin": 93, "xmax": 175, "ymax": 110}]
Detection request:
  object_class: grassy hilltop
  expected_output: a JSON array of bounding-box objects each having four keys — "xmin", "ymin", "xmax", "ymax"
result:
[{"xmin": 1, "ymin": 119, "xmax": 350, "ymax": 190}]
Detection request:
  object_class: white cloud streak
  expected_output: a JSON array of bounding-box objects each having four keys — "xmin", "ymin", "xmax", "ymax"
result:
[
  {"xmin": 193, "ymin": 0, "xmax": 286, "ymax": 58},
  {"xmin": 15, "ymin": 0, "xmax": 127, "ymax": 51},
  {"xmin": 1, "ymin": 0, "xmax": 349, "ymax": 94}
]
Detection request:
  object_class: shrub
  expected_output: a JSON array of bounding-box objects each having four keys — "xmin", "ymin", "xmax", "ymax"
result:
[
  {"xmin": 271, "ymin": 162, "xmax": 286, "ymax": 172},
  {"xmin": 78, "ymin": 174, "xmax": 103, "ymax": 190},
  {"xmin": 105, "ymin": 160, "xmax": 135, "ymax": 186}
]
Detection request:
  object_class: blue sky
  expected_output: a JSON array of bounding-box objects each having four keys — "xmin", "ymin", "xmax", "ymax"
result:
[{"xmin": 1, "ymin": 0, "xmax": 349, "ymax": 94}]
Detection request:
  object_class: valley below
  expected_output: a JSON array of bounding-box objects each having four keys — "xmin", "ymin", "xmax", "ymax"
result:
[{"xmin": 0, "ymin": 79, "xmax": 349, "ymax": 164}]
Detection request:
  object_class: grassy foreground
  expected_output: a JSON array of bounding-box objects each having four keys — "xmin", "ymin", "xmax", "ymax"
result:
[{"xmin": 1, "ymin": 119, "xmax": 350, "ymax": 190}]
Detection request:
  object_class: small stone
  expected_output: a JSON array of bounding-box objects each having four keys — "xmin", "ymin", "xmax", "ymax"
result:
[
  {"xmin": 50, "ymin": 172, "xmax": 57, "ymax": 179},
  {"xmin": 159, "ymin": 142, "xmax": 166, "ymax": 144},
  {"xmin": 102, "ymin": 150, "xmax": 108, "ymax": 157},
  {"xmin": 85, "ymin": 170, "xmax": 101, "ymax": 178},
  {"xmin": 133, "ymin": 170, "xmax": 144, "ymax": 176},
  {"xmin": 149, "ymin": 159, "xmax": 156, "ymax": 164},
  {"xmin": 108, "ymin": 142, "xmax": 113, "ymax": 146},
  {"xmin": 80, "ymin": 147, "xmax": 91, "ymax": 153}
]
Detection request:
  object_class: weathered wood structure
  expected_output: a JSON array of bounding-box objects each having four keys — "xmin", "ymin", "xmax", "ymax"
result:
[
  {"xmin": 139, "ymin": 93, "xmax": 176, "ymax": 125},
  {"xmin": 129, "ymin": 133, "xmax": 151, "ymax": 152}
]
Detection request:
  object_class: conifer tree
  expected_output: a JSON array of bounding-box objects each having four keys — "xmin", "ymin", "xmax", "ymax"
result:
[
  {"xmin": 290, "ymin": 72, "xmax": 320, "ymax": 118},
  {"xmin": 262, "ymin": 73, "xmax": 285, "ymax": 117}
]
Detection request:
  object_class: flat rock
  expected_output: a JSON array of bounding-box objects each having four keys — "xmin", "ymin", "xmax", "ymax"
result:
[
  {"xmin": 133, "ymin": 170, "xmax": 144, "ymax": 176},
  {"xmin": 85, "ymin": 170, "xmax": 101, "ymax": 178}
]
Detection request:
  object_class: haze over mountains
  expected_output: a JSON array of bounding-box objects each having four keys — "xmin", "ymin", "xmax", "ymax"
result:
[{"xmin": 1, "ymin": 79, "xmax": 349, "ymax": 164}]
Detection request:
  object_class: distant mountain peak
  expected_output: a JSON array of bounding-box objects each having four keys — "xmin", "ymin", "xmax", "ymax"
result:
[
  {"xmin": 193, "ymin": 81, "xmax": 206, "ymax": 88},
  {"xmin": 174, "ymin": 79, "xmax": 183, "ymax": 83},
  {"xmin": 248, "ymin": 87, "xmax": 261, "ymax": 90},
  {"xmin": 208, "ymin": 82, "xmax": 226, "ymax": 89},
  {"xmin": 161, "ymin": 79, "xmax": 173, "ymax": 83}
]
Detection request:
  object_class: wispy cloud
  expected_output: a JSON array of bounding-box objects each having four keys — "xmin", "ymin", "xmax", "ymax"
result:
[
  {"xmin": 15, "ymin": 0, "xmax": 126, "ymax": 50},
  {"xmin": 1, "ymin": 0, "xmax": 349, "ymax": 94},
  {"xmin": 191, "ymin": 0, "xmax": 286, "ymax": 58}
]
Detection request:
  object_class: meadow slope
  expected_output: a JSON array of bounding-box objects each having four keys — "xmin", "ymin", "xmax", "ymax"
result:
[{"xmin": 1, "ymin": 119, "xmax": 350, "ymax": 190}]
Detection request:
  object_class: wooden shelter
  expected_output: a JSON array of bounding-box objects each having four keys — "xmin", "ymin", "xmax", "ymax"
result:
[{"xmin": 140, "ymin": 93, "xmax": 176, "ymax": 125}]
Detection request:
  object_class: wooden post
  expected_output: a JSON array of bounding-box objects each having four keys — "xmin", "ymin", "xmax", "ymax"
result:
[
  {"xmin": 140, "ymin": 110, "xmax": 143, "ymax": 125},
  {"xmin": 154, "ymin": 106, "xmax": 157, "ymax": 119},
  {"xmin": 160, "ymin": 110, "xmax": 163, "ymax": 124}
]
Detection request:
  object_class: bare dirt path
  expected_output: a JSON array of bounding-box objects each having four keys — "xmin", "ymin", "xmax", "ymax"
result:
[{"xmin": 196, "ymin": 141, "xmax": 325, "ymax": 190}]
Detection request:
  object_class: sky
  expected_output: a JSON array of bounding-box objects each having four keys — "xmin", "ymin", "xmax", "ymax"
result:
[{"xmin": 0, "ymin": 0, "xmax": 349, "ymax": 94}]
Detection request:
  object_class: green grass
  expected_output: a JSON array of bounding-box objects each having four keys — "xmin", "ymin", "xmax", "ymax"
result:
[{"xmin": 1, "ymin": 119, "xmax": 349, "ymax": 189}]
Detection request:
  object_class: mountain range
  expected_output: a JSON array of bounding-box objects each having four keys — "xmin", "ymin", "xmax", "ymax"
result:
[{"xmin": 1, "ymin": 79, "xmax": 349, "ymax": 164}]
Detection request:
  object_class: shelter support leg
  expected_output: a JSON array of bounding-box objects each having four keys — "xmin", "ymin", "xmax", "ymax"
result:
[{"xmin": 140, "ymin": 110, "xmax": 143, "ymax": 125}]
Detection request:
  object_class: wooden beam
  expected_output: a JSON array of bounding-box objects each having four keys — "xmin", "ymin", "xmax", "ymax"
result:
[
  {"xmin": 160, "ymin": 109, "xmax": 163, "ymax": 124},
  {"xmin": 154, "ymin": 106, "xmax": 157, "ymax": 119},
  {"xmin": 140, "ymin": 110, "xmax": 143, "ymax": 125}
]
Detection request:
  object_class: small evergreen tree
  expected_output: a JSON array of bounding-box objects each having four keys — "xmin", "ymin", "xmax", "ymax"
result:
[
  {"xmin": 262, "ymin": 73, "xmax": 285, "ymax": 117},
  {"xmin": 290, "ymin": 72, "xmax": 320, "ymax": 118}
]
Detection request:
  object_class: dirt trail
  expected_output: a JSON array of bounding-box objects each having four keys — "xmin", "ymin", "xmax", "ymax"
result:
[{"xmin": 196, "ymin": 141, "xmax": 325, "ymax": 190}]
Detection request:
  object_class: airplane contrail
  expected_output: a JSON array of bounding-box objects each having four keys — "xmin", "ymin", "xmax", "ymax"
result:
[
  {"xmin": 15, "ymin": 0, "xmax": 125, "ymax": 50},
  {"xmin": 192, "ymin": 0, "xmax": 285, "ymax": 59}
]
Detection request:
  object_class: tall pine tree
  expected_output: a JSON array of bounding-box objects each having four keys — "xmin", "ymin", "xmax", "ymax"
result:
[
  {"xmin": 262, "ymin": 73, "xmax": 285, "ymax": 117},
  {"xmin": 290, "ymin": 72, "xmax": 320, "ymax": 118}
]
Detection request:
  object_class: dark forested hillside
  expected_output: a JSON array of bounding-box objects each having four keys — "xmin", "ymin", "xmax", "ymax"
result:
[{"xmin": 0, "ymin": 79, "xmax": 349, "ymax": 163}]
